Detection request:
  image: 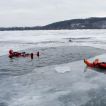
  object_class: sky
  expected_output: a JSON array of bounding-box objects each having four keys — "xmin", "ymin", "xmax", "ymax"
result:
[{"xmin": 0, "ymin": 0, "xmax": 106, "ymax": 26}]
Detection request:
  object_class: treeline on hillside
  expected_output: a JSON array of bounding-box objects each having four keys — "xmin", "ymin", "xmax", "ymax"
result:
[{"xmin": 0, "ymin": 17, "xmax": 106, "ymax": 31}]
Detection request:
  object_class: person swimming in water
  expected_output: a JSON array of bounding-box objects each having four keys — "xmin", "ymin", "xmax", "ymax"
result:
[
  {"xmin": 9, "ymin": 49, "xmax": 40, "ymax": 59},
  {"xmin": 9, "ymin": 50, "xmax": 29, "ymax": 58}
]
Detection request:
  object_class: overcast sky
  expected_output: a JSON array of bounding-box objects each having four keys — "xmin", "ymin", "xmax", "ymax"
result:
[{"xmin": 0, "ymin": 0, "xmax": 106, "ymax": 26}]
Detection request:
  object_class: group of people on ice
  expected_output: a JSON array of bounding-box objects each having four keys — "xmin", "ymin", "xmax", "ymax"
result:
[{"xmin": 8, "ymin": 49, "xmax": 40, "ymax": 59}]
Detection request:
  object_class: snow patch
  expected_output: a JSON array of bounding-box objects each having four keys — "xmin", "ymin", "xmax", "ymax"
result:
[{"xmin": 55, "ymin": 66, "xmax": 71, "ymax": 73}]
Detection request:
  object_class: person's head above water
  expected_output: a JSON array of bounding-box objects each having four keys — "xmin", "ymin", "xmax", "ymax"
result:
[
  {"xmin": 9, "ymin": 49, "xmax": 13, "ymax": 54},
  {"xmin": 95, "ymin": 59, "xmax": 99, "ymax": 62}
]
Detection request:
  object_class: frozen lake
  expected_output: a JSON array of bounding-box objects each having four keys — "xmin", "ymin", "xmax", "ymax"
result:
[
  {"xmin": 0, "ymin": 30, "xmax": 106, "ymax": 106},
  {"xmin": 0, "ymin": 30, "xmax": 106, "ymax": 55}
]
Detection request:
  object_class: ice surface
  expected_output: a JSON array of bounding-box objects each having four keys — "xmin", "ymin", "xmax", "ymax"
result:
[
  {"xmin": 0, "ymin": 30, "xmax": 106, "ymax": 106},
  {"xmin": 55, "ymin": 65, "xmax": 71, "ymax": 73},
  {"xmin": 0, "ymin": 54, "xmax": 106, "ymax": 106},
  {"xmin": 0, "ymin": 30, "xmax": 106, "ymax": 56}
]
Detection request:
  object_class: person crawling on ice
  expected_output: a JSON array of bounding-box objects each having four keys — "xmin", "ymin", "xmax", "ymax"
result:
[{"xmin": 92, "ymin": 59, "xmax": 106, "ymax": 68}]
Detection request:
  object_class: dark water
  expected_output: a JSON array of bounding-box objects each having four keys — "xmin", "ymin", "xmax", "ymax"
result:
[{"xmin": 0, "ymin": 46, "xmax": 105, "ymax": 76}]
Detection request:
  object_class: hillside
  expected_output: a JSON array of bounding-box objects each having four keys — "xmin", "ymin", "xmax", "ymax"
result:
[
  {"xmin": 0, "ymin": 17, "xmax": 106, "ymax": 31},
  {"xmin": 42, "ymin": 17, "xmax": 106, "ymax": 30}
]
